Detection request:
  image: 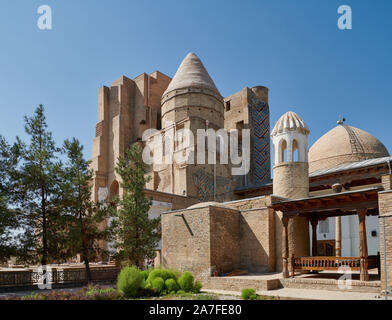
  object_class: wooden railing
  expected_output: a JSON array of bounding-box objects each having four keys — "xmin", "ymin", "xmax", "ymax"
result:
[
  {"xmin": 0, "ymin": 267, "xmax": 121, "ymax": 288},
  {"xmin": 293, "ymin": 255, "xmax": 380, "ymax": 273}
]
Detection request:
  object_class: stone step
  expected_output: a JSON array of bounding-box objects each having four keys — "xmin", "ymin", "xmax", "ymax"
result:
[
  {"xmin": 280, "ymin": 277, "xmax": 381, "ymax": 293},
  {"xmin": 202, "ymin": 276, "xmax": 280, "ymax": 292}
]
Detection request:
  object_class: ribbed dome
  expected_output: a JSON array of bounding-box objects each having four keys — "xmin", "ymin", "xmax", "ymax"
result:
[
  {"xmin": 162, "ymin": 52, "xmax": 220, "ymax": 98},
  {"xmin": 309, "ymin": 124, "xmax": 390, "ymax": 173},
  {"xmin": 271, "ymin": 111, "xmax": 309, "ymax": 137}
]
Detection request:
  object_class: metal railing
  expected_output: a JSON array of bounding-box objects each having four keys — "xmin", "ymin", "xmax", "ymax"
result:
[{"xmin": 0, "ymin": 267, "xmax": 120, "ymax": 288}]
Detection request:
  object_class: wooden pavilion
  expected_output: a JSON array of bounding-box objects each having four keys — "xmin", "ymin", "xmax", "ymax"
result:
[{"xmin": 270, "ymin": 186, "xmax": 382, "ymax": 281}]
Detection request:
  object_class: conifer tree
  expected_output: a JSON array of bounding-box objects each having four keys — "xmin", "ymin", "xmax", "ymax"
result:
[
  {"xmin": 0, "ymin": 136, "xmax": 20, "ymax": 263},
  {"xmin": 12, "ymin": 105, "xmax": 64, "ymax": 265},
  {"xmin": 112, "ymin": 144, "xmax": 160, "ymax": 268},
  {"xmin": 61, "ymin": 138, "xmax": 112, "ymax": 282}
]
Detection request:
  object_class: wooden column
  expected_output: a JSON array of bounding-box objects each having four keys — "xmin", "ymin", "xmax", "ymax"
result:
[
  {"xmin": 310, "ymin": 218, "xmax": 318, "ymax": 257},
  {"xmin": 332, "ymin": 183, "xmax": 343, "ymax": 257},
  {"xmin": 336, "ymin": 216, "xmax": 342, "ymax": 257},
  {"xmin": 282, "ymin": 216, "xmax": 289, "ymax": 278},
  {"xmin": 358, "ymin": 209, "xmax": 369, "ymax": 281}
]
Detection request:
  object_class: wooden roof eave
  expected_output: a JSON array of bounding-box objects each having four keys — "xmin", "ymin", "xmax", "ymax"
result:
[{"xmin": 269, "ymin": 187, "xmax": 381, "ymax": 218}]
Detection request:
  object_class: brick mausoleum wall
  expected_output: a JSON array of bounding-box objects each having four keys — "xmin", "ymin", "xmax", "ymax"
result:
[
  {"xmin": 239, "ymin": 208, "xmax": 275, "ymax": 272},
  {"xmin": 226, "ymin": 196, "xmax": 276, "ymax": 272},
  {"xmin": 209, "ymin": 207, "xmax": 241, "ymax": 274},
  {"xmin": 225, "ymin": 196, "xmax": 269, "ymax": 211},
  {"xmin": 162, "ymin": 205, "xmax": 242, "ymax": 279},
  {"xmin": 161, "ymin": 207, "xmax": 211, "ymax": 278},
  {"xmin": 378, "ymin": 189, "xmax": 392, "ymax": 290},
  {"xmin": 162, "ymin": 197, "xmax": 278, "ymax": 279}
]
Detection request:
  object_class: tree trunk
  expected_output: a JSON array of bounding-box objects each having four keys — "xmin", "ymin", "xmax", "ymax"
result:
[
  {"xmin": 84, "ymin": 255, "xmax": 92, "ymax": 284},
  {"xmin": 41, "ymin": 188, "xmax": 48, "ymax": 267}
]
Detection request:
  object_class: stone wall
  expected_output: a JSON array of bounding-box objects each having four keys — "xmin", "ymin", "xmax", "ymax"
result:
[
  {"xmin": 382, "ymin": 174, "xmax": 392, "ymax": 191},
  {"xmin": 161, "ymin": 207, "xmax": 212, "ymax": 278},
  {"xmin": 161, "ymin": 201, "xmax": 277, "ymax": 278},
  {"xmin": 209, "ymin": 207, "xmax": 241, "ymax": 274},
  {"xmin": 161, "ymin": 205, "xmax": 241, "ymax": 279},
  {"xmin": 238, "ymin": 208, "xmax": 275, "ymax": 272}
]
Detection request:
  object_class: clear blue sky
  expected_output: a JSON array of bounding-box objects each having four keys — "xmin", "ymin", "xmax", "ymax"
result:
[{"xmin": 0, "ymin": 0, "xmax": 391, "ymax": 159}]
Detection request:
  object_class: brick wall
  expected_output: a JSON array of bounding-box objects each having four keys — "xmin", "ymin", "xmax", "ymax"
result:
[
  {"xmin": 238, "ymin": 208, "xmax": 275, "ymax": 272},
  {"xmin": 209, "ymin": 207, "xmax": 241, "ymax": 274},
  {"xmin": 161, "ymin": 202, "xmax": 276, "ymax": 279},
  {"xmin": 162, "ymin": 205, "xmax": 241, "ymax": 279},
  {"xmin": 161, "ymin": 207, "xmax": 211, "ymax": 278},
  {"xmin": 382, "ymin": 174, "xmax": 392, "ymax": 190}
]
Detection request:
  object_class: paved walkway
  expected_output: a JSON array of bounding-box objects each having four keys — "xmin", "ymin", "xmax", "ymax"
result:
[{"xmin": 203, "ymin": 288, "xmax": 389, "ymax": 300}]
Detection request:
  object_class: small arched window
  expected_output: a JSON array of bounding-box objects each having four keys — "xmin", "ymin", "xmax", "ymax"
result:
[
  {"xmin": 292, "ymin": 139, "xmax": 299, "ymax": 162},
  {"xmin": 279, "ymin": 139, "xmax": 287, "ymax": 163}
]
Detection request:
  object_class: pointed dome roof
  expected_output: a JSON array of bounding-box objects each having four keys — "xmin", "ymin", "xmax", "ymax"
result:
[
  {"xmin": 309, "ymin": 124, "xmax": 390, "ymax": 172},
  {"xmin": 271, "ymin": 111, "xmax": 309, "ymax": 137},
  {"xmin": 162, "ymin": 53, "xmax": 221, "ymax": 98}
]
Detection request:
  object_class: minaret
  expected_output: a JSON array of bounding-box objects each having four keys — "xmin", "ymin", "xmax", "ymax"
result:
[{"xmin": 271, "ymin": 111, "xmax": 310, "ymax": 259}]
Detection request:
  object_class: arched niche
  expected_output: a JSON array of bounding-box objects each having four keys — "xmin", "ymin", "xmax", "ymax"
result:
[{"xmin": 108, "ymin": 180, "xmax": 119, "ymax": 206}]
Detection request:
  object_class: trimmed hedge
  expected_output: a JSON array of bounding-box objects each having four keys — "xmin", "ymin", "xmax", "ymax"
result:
[
  {"xmin": 178, "ymin": 271, "xmax": 194, "ymax": 292},
  {"xmin": 152, "ymin": 277, "xmax": 165, "ymax": 293},
  {"xmin": 241, "ymin": 288, "xmax": 258, "ymax": 300},
  {"xmin": 116, "ymin": 266, "xmax": 201, "ymax": 298},
  {"xmin": 117, "ymin": 266, "xmax": 144, "ymax": 298},
  {"xmin": 165, "ymin": 278, "xmax": 179, "ymax": 293}
]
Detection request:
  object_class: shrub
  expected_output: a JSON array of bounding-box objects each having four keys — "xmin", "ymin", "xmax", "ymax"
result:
[
  {"xmin": 241, "ymin": 288, "xmax": 257, "ymax": 300},
  {"xmin": 176, "ymin": 290, "xmax": 185, "ymax": 295},
  {"xmin": 165, "ymin": 278, "xmax": 179, "ymax": 293},
  {"xmin": 178, "ymin": 271, "xmax": 194, "ymax": 292},
  {"xmin": 193, "ymin": 281, "xmax": 202, "ymax": 293},
  {"xmin": 140, "ymin": 270, "xmax": 148, "ymax": 280},
  {"xmin": 152, "ymin": 277, "xmax": 165, "ymax": 293},
  {"xmin": 117, "ymin": 266, "xmax": 144, "ymax": 298},
  {"xmin": 147, "ymin": 268, "xmax": 178, "ymax": 284}
]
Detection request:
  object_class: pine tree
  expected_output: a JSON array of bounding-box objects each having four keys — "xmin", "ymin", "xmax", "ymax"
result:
[
  {"xmin": 61, "ymin": 138, "xmax": 112, "ymax": 282},
  {"xmin": 112, "ymin": 143, "xmax": 160, "ymax": 268},
  {"xmin": 12, "ymin": 105, "xmax": 64, "ymax": 265},
  {"xmin": 0, "ymin": 136, "xmax": 20, "ymax": 263}
]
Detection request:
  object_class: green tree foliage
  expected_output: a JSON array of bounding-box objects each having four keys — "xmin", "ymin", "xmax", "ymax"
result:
[
  {"xmin": 111, "ymin": 144, "xmax": 160, "ymax": 267},
  {"xmin": 60, "ymin": 138, "xmax": 112, "ymax": 282},
  {"xmin": 0, "ymin": 136, "xmax": 20, "ymax": 262},
  {"xmin": 10, "ymin": 105, "xmax": 65, "ymax": 265}
]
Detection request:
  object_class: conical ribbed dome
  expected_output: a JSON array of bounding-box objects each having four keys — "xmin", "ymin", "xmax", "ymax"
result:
[
  {"xmin": 162, "ymin": 53, "xmax": 220, "ymax": 98},
  {"xmin": 271, "ymin": 111, "xmax": 309, "ymax": 137}
]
